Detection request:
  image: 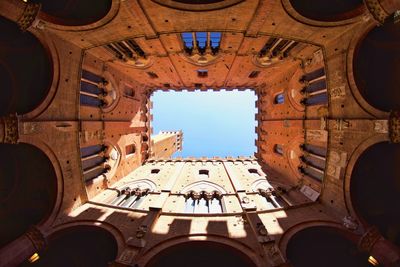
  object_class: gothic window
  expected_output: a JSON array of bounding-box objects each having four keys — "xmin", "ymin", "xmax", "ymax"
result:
[
  {"xmin": 300, "ymin": 68, "xmax": 327, "ymax": 106},
  {"xmin": 252, "ymin": 180, "xmax": 287, "ymax": 210},
  {"xmin": 80, "ymin": 144, "xmax": 109, "ymax": 182},
  {"xmin": 181, "ymin": 32, "xmax": 221, "ymax": 55},
  {"xmin": 274, "ymin": 93, "xmax": 285, "ymax": 104},
  {"xmin": 184, "ymin": 191, "xmax": 223, "ymax": 214},
  {"xmin": 105, "ymin": 39, "xmax": 146, "ymax": 62},
  {"xmin": 258, "ymin": 37, "xmax": 298, "ymax": 65},
  {"xmin": 274, "ymin": 144, "xmax": 284, "ymax": 155},
  {"xmin": 125, "ymin": 144, "xmax": 136, "ymax": 157},
  {"xmin": 80, "ymin": 70, "xmax": 107, "ymax": 108},
  {"xmin": 109, "ymin": 187, "xmax": 149, "ymax": 209},
  {"xmin": 299, "ymin": 144, "xmax": 327, "ymax": 182}
]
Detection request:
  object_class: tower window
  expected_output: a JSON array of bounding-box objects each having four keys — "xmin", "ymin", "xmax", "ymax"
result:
[
  {"xmin": 197, "ymin": 69, "xmax": 208, "ymax": 78},
  {"xmin": 147, "ymin": 72, "xmax": 158, "ymax": 79},
  {"xmin": 274, "ymin": 93, "xmax": 285, "ymax": 104},
  {"xmin": 274, "ymin": 144, "xmax": 284, "ymax": 155},
  {"xmin": 249, "ymin": 71, "xmax": 260, "ymax": 78},
  {"xmin": 248, "ymin": 169, "xmax": 260, "ymax": 175},
  {"xmin": 125, "ymin": 144, "xmax": 136, "ymax": 156}
]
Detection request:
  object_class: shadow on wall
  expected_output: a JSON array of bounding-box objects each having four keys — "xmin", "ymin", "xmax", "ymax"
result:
[
  {"xmin": 351, "ymin": 142, "xmax": 400, "ymax": 246},
  {"xmin": 20, "ymin": 226, "xmax": 118, "ymax": 267},
  {"xmin": 286, "ymin": 226, "xmax": 372, "ymax": 267},
  {"xmin": 353, "ymin": 19, "xmax": 400, "ymax": 112},
  {"xmin": 0, "ymin": 17, "xmax": 52, "ymax": 116},
  {"xmin": 289, "ymin": 0, "xmax": 364, "ymax": 21},
  {"xmin": 31, "ymin": 0, "xmax": 112, "ymax": 26},
  {"xmin": 0, "ymin": 143, "xmax": 57, "ymax": 248}
]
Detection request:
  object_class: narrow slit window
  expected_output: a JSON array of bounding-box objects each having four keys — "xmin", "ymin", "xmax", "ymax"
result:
[
  {"xmin": 125, "ymin": 144, "xmax": 136, "ymax": 156},
  {"xmin": 249, "ymin": 70, "xmax": 260, "ymax": 78},
  {"xmin": 274, "ymin": 144, "xmax": 284, "ymax": 155},
  {"xmin": 274, "ymin": 93, "xmax": 285, "ymax": 104}
]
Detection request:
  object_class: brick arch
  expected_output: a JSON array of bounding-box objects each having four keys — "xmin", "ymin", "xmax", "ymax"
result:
[
  {"xmin": 0, "ymin": 17, "xmax": 54, "ymax": 117},
  {"xmin": 0, "ymin": 142, "xmax": 59, "ymax": 248},
  {"xmin": 281, "ymin": 0, "xmax": 365, "ymax": 26},
  {"xmin": 138, "ymin": 235, "xmax": 261, "ymax": 267}
]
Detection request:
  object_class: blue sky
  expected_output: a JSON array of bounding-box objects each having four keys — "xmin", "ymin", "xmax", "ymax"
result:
[{"xmin": 151, "ymin": 90, "xmax": 257, "ymax": 158}]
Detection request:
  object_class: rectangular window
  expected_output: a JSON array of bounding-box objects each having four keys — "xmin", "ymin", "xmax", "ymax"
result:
[
  {"xmin": 125, "ymin": 144, "xmax": 136, "ymax": 156},
  {"xmin": 197, "ymin": 69, "xmax": 208, "ymax": 78}
]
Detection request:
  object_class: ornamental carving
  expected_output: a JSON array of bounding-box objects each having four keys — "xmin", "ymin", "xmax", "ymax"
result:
[
  {"xmin": 358, "ymin": 227, "xmax": 381, "ymax": 252},
  {"xmin": 18, "ymin": 3, "xmax": 41, "ymax": 31},
  {"xmin": 364, "ymin": 0, "xmax": 389, "ymax": 24},
  {"xmin": 25, "ymin": 226, "xmax": 47, "ymax": 251},
  {"xmin": 1, "ymin": 114, "xmax": 19, "ymax": 144},
  {"xmin": 389, "ymin": 111, "xmax": 400, "ymax": 143}
]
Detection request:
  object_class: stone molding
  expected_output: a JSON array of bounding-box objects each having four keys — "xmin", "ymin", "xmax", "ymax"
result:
[
  {"xmin": 358, "ymin": 226, "xmax": 381, "ymax": 252},
  {"xmin": 1, "ymin": 114, "xmax": 19, "ymax": 144},
  {"xmin": 17, "ymin": 3, "xmax": 41, "ymax": 31},
  {"xmin": 389, "ymin": 111, "xmax": 400, "ymax": 143},
  {"xmin": 364, "ymin": 0, "xmax": 390, "ymax": 24},
  {"xmin": 24, "ymin": 226, "xmax": 47, "ymax": 251}
]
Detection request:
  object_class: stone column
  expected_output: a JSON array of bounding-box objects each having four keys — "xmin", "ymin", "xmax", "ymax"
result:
[
  {"xmin": 0, "ymin": 114, "xmax": 19, "ymax": 144},
  {"xmin": 0, "ymin": 227, "xmax": 46, "ymax": 267},
  {"xmin": 358, "ymin": 227, "xmax": 400, "ymax": 266}
]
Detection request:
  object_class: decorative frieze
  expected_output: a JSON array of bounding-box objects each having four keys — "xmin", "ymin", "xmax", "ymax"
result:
[
  {"xmin": 1, "ymin": 114, "xmax": 19, "ymax": 144},
  {"xmin": 17, "ymin": 3, "xmax": 41, "ymax": 31}
]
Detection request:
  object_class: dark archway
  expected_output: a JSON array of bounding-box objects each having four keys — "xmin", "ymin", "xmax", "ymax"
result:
[
  {"xmin": 21, "ymin": 226, "xmax": 118, "ymax": 267},
  {"xmin": 353, "ymin": 21, "xmax": 400, "ymax": 112},
  {"xmin": 0, "ymin": 143, "xmax": 57, "ymax": 248},
  {"xmin": 0, "ymin": 18, "xmax": 52, "ymax": 116},
  {"xmin": 146, "ymin": 241, "xmax": 256, "ymax": 267},
  {"xmin": 351, "ymin": 142, "xmax": 400, "ymax": 246},
  {"xmin": 31, "ymin": 0, "xmax": 112, "ymax": 26},
  {"xmin": 289, "ymin": 0, "xmax": 363, "ymax": 21},
  {"xmin": 287, "ymin": 227, "xmax": 373, "ymax": 267}
]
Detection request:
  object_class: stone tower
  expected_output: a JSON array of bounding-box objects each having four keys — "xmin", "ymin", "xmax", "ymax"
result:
[{"xmin": 150, "ymin": 130, "xmax": 183, "ymax": 159}]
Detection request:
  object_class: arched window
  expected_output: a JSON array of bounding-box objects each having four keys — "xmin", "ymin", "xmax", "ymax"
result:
[
  {"xmin": 274, "ymin": 93, "xmax": 285, "ymax": 104},
  {"xmin": 184, "ymin": 191, "xmax": 223, "ymax": 214},
  {"xmin": 274, "ymin": 144, "xmax": 284, "ymax": 155},
  {"xmin": 181, "ymin": 181, "xmax": 226, "ymax": 214},
  {"xmin": 181, "ymin": 32, "xmax": 221, "ymax": 55},
  {"xmin": 108, "ymin": 180, "xmax": 156, "ymax": 209},
  {"xmin": 80, "ymin": 144, "xmax": 109, "ymax": 182},
  {"xmin": 252, "ymin": 179, "xmax": 287, "ymax": 210}
]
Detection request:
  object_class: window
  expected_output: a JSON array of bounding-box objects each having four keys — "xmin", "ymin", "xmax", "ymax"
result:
[
  {"xmin": 181, "ymin": 32, "xmax": 221, "ymax": 55},
  {"xmin": 248, "ymin": 168, "xmax": 260, "ymax": 176},
  {"xmin": 124, "ymin": 86, "xmax": 135, "ymax": 97},
  {"xmin": 80, "ymin": 144, "xmax": 108, "ymax": 182},
  {"xmin": 198, "ymin": 169, "xmax": 209, "ymax": 179},
  {"xmin": 80, "ymin": 70, "xmax": 107, "ymax": 108},
  {"xmin": 249, "ymin": 70, "xmax": 260, "ymax": 78},
  {"xmin": 147, "ymin": 71, "xmax": 158, "ymax": 79},
  {"xmin": 125, "ymin": 144, "xmax": 136, "ymax": 156},
  {"xmin": 151, "ymin": 169, "xmax": 160, "ymax": 174},
  {"xmin": 258, "ymin": 188, "xmax": 287, "ymax": 209},
  {"xmin": 184, "ymin": 191, "xmax": 223, "ymax": 214},
  {"xmin": 105, "ymin": 39, "xmax": 145, "ymax": 61},
  {"xmin": 109, "ymin": 187, "xmax": 149, "ymax": 209},
  {"xmin": 274, "ymin": 144, "xmax": 283, "ymax": 155},
  {"xmin": 274, "ymin": 93, "xmax": 284, "ymax": 104},
  {"xmin": 197, "ymin": 69, "xmax": 208, "ymax": 78}
]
